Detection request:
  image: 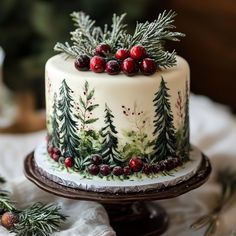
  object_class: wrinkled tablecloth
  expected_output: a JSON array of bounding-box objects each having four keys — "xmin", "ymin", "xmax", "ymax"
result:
[{"xmin": 0, "ymin": 94, "xmax": 236, "ymax": 236}]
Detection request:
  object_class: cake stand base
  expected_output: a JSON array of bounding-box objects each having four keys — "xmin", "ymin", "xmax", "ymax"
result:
[
  {"xmin": 104, "ymin": 202, "xmax": 168, "ymax": 236},
  {"xmin": 24, "ymin": 153, "xmax": 211, "ymax": 236}
]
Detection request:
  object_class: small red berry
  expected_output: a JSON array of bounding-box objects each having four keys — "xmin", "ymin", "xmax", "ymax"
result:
[
  {"xmin": 143, "ymin": 164, "xmax": 152, "ymax": 175},
  {"xmin": 53, "ymin": 147, "xmax": 60, "ymax": 155},
  {"xmin": 113, "ymin": 166, "xmax": 124, "ymax": 176},
  {"xmin": 90, "ymin": 56, "xmax": 106, "ymax": 73},
  {"xmin": 130, "ymin": 45, "xmax": 146, "ymax": 61},
  {"xmin": 88, "ymin": 164, "xmax": 100, "ymax": 175},
  {"xmin": 121, "ymin": 58, "xmax": 139, "ymax": 76},
  {"xmin": 95, "ymin": 43, "xmax": 111, "ymax": 57},
  {"xmin": 106, "ymin": 60, "xmax": 121, "ymax": 75},
  {"xmin": 91, "ymin": 154, "xmax": 103, "ymax": 165},
  {"xmin": 64, "ymin": 157, "xmax": 73, "ymax": 168},
  {"xmin": 74, "ymin": 55, "xmax": 90, "ymax": 71},
  {"xmin": 140, "ymin": 58, "xmax": 157, "ymax": 75},
  {"xmin": 47, "ymin": 145, "xmax": 54, "ymax": 155},
  {"xmin": 1, "ymin": 212, "xmax": 18, "ymax": 230},
  {"xmin": 52, "ymin": 153, "xmax": 59, "ymax": 162},
  {"xmin": 123, "ymin": 166, "xmax": 132, "ymax": 175},
  {"xmin": 115, "ymin": 48, "xmax": 130, "ymax": 61},
  {"xmin": 129, "ymin": 156, "xmax": 143, "ymax": 172},
  {"xmin": 100, "ymin": 164, "xmax": 111, "ymax": 176}
]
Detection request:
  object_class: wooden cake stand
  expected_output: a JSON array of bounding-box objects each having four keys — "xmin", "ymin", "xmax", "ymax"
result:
[{"xmin": 24, "ymin": 153, "xmax": 211, "ymax": 236}]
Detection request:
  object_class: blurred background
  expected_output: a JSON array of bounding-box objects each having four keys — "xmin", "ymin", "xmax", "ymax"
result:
[{"xmin": 0, "ymin": 0, "xmax": 235, "ymax": 132}]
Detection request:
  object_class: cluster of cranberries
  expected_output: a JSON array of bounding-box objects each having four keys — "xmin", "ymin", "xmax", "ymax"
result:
[
  {"xmin": 48, "ymin": 145, "xmax": 74, "ymax": 168},
  {"xmin": 74, "ymin": 43, "xmax": 157, "ymax": 76},
  {"xmin": 87, "ymin": 154, "xmax": 181, "ymax": 177}
]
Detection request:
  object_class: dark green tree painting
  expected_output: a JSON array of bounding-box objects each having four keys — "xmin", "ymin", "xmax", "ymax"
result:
[
  {"xmin": 152, "ymin": 77, "xmax": 177, "ymax": 161},
  {"xmin": 58, "ymin": 79, "xmax": 80, "ymax": 158},
  {"xmin": 100, "ymin": 104, "xmax": 121, "ymax": 165},
  {"xmin": 51, "ymin": 93, "xmax": 60, "ymax": 148},
  {"xmin": 181, "ymin": 80, "xmax": 190, "ymax": 160}
]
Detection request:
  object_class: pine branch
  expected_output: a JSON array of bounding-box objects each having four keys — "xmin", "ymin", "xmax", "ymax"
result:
[
  {"xmin": 11, "ymin": 203, "xmax": 67, "ymax": 236},
  {"xmin": 55, "ymin": 10, "xmax": 184, "ymax": 68},
  {"xmin": 0, "ymin": 176, "xmax": 5, "ymax": 184},
  {"xmin": 0, "ymin": 190, "xmax": 16, "ymax": 212},
  {"xmin": 105, "ymin": 13, "xmax": 127, "ymax": 51}
]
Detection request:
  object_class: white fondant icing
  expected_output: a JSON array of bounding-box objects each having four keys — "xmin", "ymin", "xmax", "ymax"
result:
[
  {"xmin": 45, "ymin": 54, "xmax": 190, "ymax": 147},
  {"xmin": 34, "ymin": 141, "xmax": 202, "ymax": 193}
]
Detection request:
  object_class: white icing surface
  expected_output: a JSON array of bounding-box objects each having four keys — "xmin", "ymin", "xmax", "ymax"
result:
[
  {"xmin": 45, "ymin": 54, "xmax": 190, "ymax": 146},
  {"xmin": 34, "ymin": 140, "xmax": 202, "ymax": 193}
]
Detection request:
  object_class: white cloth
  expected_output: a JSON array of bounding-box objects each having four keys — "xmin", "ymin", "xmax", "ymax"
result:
[{"xmin": 0, "ymin": 94, "xmax": 236, "ymax": 236}]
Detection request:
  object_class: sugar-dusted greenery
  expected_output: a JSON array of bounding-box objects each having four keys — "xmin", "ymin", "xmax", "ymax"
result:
[
  {"xmin": 55, "ymin": 10, "xmax": 184, "ymax": 68},
  {"xmin": 11, "ymin": 203, "xmax": 67, "ymax": 236}
]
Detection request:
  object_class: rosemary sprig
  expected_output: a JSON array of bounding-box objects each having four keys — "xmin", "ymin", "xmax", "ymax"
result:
[
  {"xmin": 190, "ymin": 169, "xmax": 236, "ymax": 236},
  {"xmin": 11, "ymin": 203, "xmax": 67, "ymax": 236},
  {"xmin": 54, "ymin": 10, "xmax": 184, "ymax": 68}
]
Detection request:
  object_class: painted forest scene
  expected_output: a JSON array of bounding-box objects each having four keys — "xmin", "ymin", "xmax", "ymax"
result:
[{"xmin": 47, "ymin": 77, "xmax": 190, "ymax": 179}]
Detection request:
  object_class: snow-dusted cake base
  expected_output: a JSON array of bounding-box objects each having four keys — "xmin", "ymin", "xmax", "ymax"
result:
[{"xmin": 34, "ymin": 140, "xmax": 202, "ymax": 193}]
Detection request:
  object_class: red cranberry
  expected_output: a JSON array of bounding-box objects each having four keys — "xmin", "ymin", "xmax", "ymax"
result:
[
  {"xmin": 140, "ymin": 58, "xmax": 157, "ymax": 75},
  {"xmin": 100, "ymin": 164, "xmax": 111, "ymax": 176},
  {"xmin": 152, "ymin": 164, "xmax": 161, "ymax": 174},
  {"xmin": 52, "ymin": 153, "xmax": 59, "ymax": 162},
  {"xmin": 90, "ymin": 56, "xmax": 106, "ymax": 73},
  {"xmin": 64, "ymin": 157, "xmax": 73, "ymax": 168},
  {"xmin": 47, "ymin": 145, "xmax": 54, "ymax": 155},
  {"xmin": 123, "ymin": 166, "xmax": 132, "ymax": 176},
  {"xmin": 106, "ymin": 60, "xmax": 121, "ymax": 75},
  {"xmin": 53, "ymin": 147, "xmax": 60, "ymax": 155},
  {"xmin": 88, "ymin": 164, "xmax": 100, "ymax": 175},
  {"xmin": 130, "ymin": 45, "xmax": 146, "ymax": 61},
  {"xmin": 115, "ymin": 48, "xmax": 130, "ymax": 61},
  {"xmin": 74, "ymin": 55, "xmax": 90, "ymax": 71},
  {"xmin": 113, "ymin": 166, "xmax": 124, "ymax": 176},
  {"xmin": 95, "ymin": 43, "xmax": 111, "ymax": 57},
  {"xmin": 129, "ymin": 156, "xmax": 143, "ymax": 172},
  {"xmin": 91, "ymin": 154, "xmax": 103, "ymax": 165},
  {"xmin": 143, "ymin": 164, "xmax": 152, "ymax": 175},
  {"xmin": 121, "ymin": 58, "xmax": 139, "ymax": 76}
]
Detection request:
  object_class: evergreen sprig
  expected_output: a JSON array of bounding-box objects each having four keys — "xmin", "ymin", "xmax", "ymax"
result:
[
  {"xmin": 11, "ymin": 203, "xmax": 67, "ymax": 236},
  {"xmin": 54, "ymin": 10, "xmax": 184, "ymax": 68},
  {"xmin": 0, "ymin": 190, "xmax": 16, "ymax": 213}
]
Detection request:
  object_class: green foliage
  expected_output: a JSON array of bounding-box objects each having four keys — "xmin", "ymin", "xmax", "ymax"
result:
[
  {"xmin": 0, "ymin": 190, "xmax": 16, "ymax": 213},
  {"xmin": 152, "ymin": 77, "xmax": 177, "ymax": 161},
  {"xmin": 55, "ymin": 10, "xmax": 184, "ymax": 68},
  {"xmin": 100, "ymin": 104, "xmax": 122, "ymax": 165},
  {"xmin": 58, "ymin": 79, "xmax": 80, "ymax": 158},
  {"xmin": 74, "ymin": 130, "xmax": 101, "ymax": 170},
  {"xmin": 120, "ymin": 130, "xmax": 153, "ymax": 162},
  {"xmin": 11, "ymin": 203, "xmax": 67, "ymax": 236}
]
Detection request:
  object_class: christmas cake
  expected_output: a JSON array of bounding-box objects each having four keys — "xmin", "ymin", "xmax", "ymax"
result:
[{"xmin": 35, "ymin": 11, "xmax": 203, "ymax": 192}]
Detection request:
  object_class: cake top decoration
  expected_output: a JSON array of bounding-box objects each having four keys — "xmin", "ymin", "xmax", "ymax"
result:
[{"xmin": 54, "ymin": 10, "xmax": 184, "ymax": 76}]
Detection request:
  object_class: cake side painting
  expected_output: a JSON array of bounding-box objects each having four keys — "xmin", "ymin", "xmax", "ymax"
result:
[{"xmin": 35, "ymin": 10, "xmax": 202, "ymax": 192}]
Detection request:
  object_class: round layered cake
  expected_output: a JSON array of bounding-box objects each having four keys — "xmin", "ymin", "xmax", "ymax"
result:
[{"xmin": 34, "ymin": 10, "xmax": 203, "ymax": 193}]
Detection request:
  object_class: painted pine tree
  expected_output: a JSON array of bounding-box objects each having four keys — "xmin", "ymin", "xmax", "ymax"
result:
[
  {"xmin": 100, "ymin": 103, "xmax": 121, "ymax": 165},
  {"xmin": 58, "ymin": 79, "xmax": 80, "ymax": 158},
  {"xmin": 152, "ymin": 77, "xmax": 177, "ymax": 161},
  {"xmin": 51, "ymin": 92, "xmax": 60, "ymax": 148},
  {"xmin": 181, "ymin": 79, "xmax": 190, "ymax": 161}
]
